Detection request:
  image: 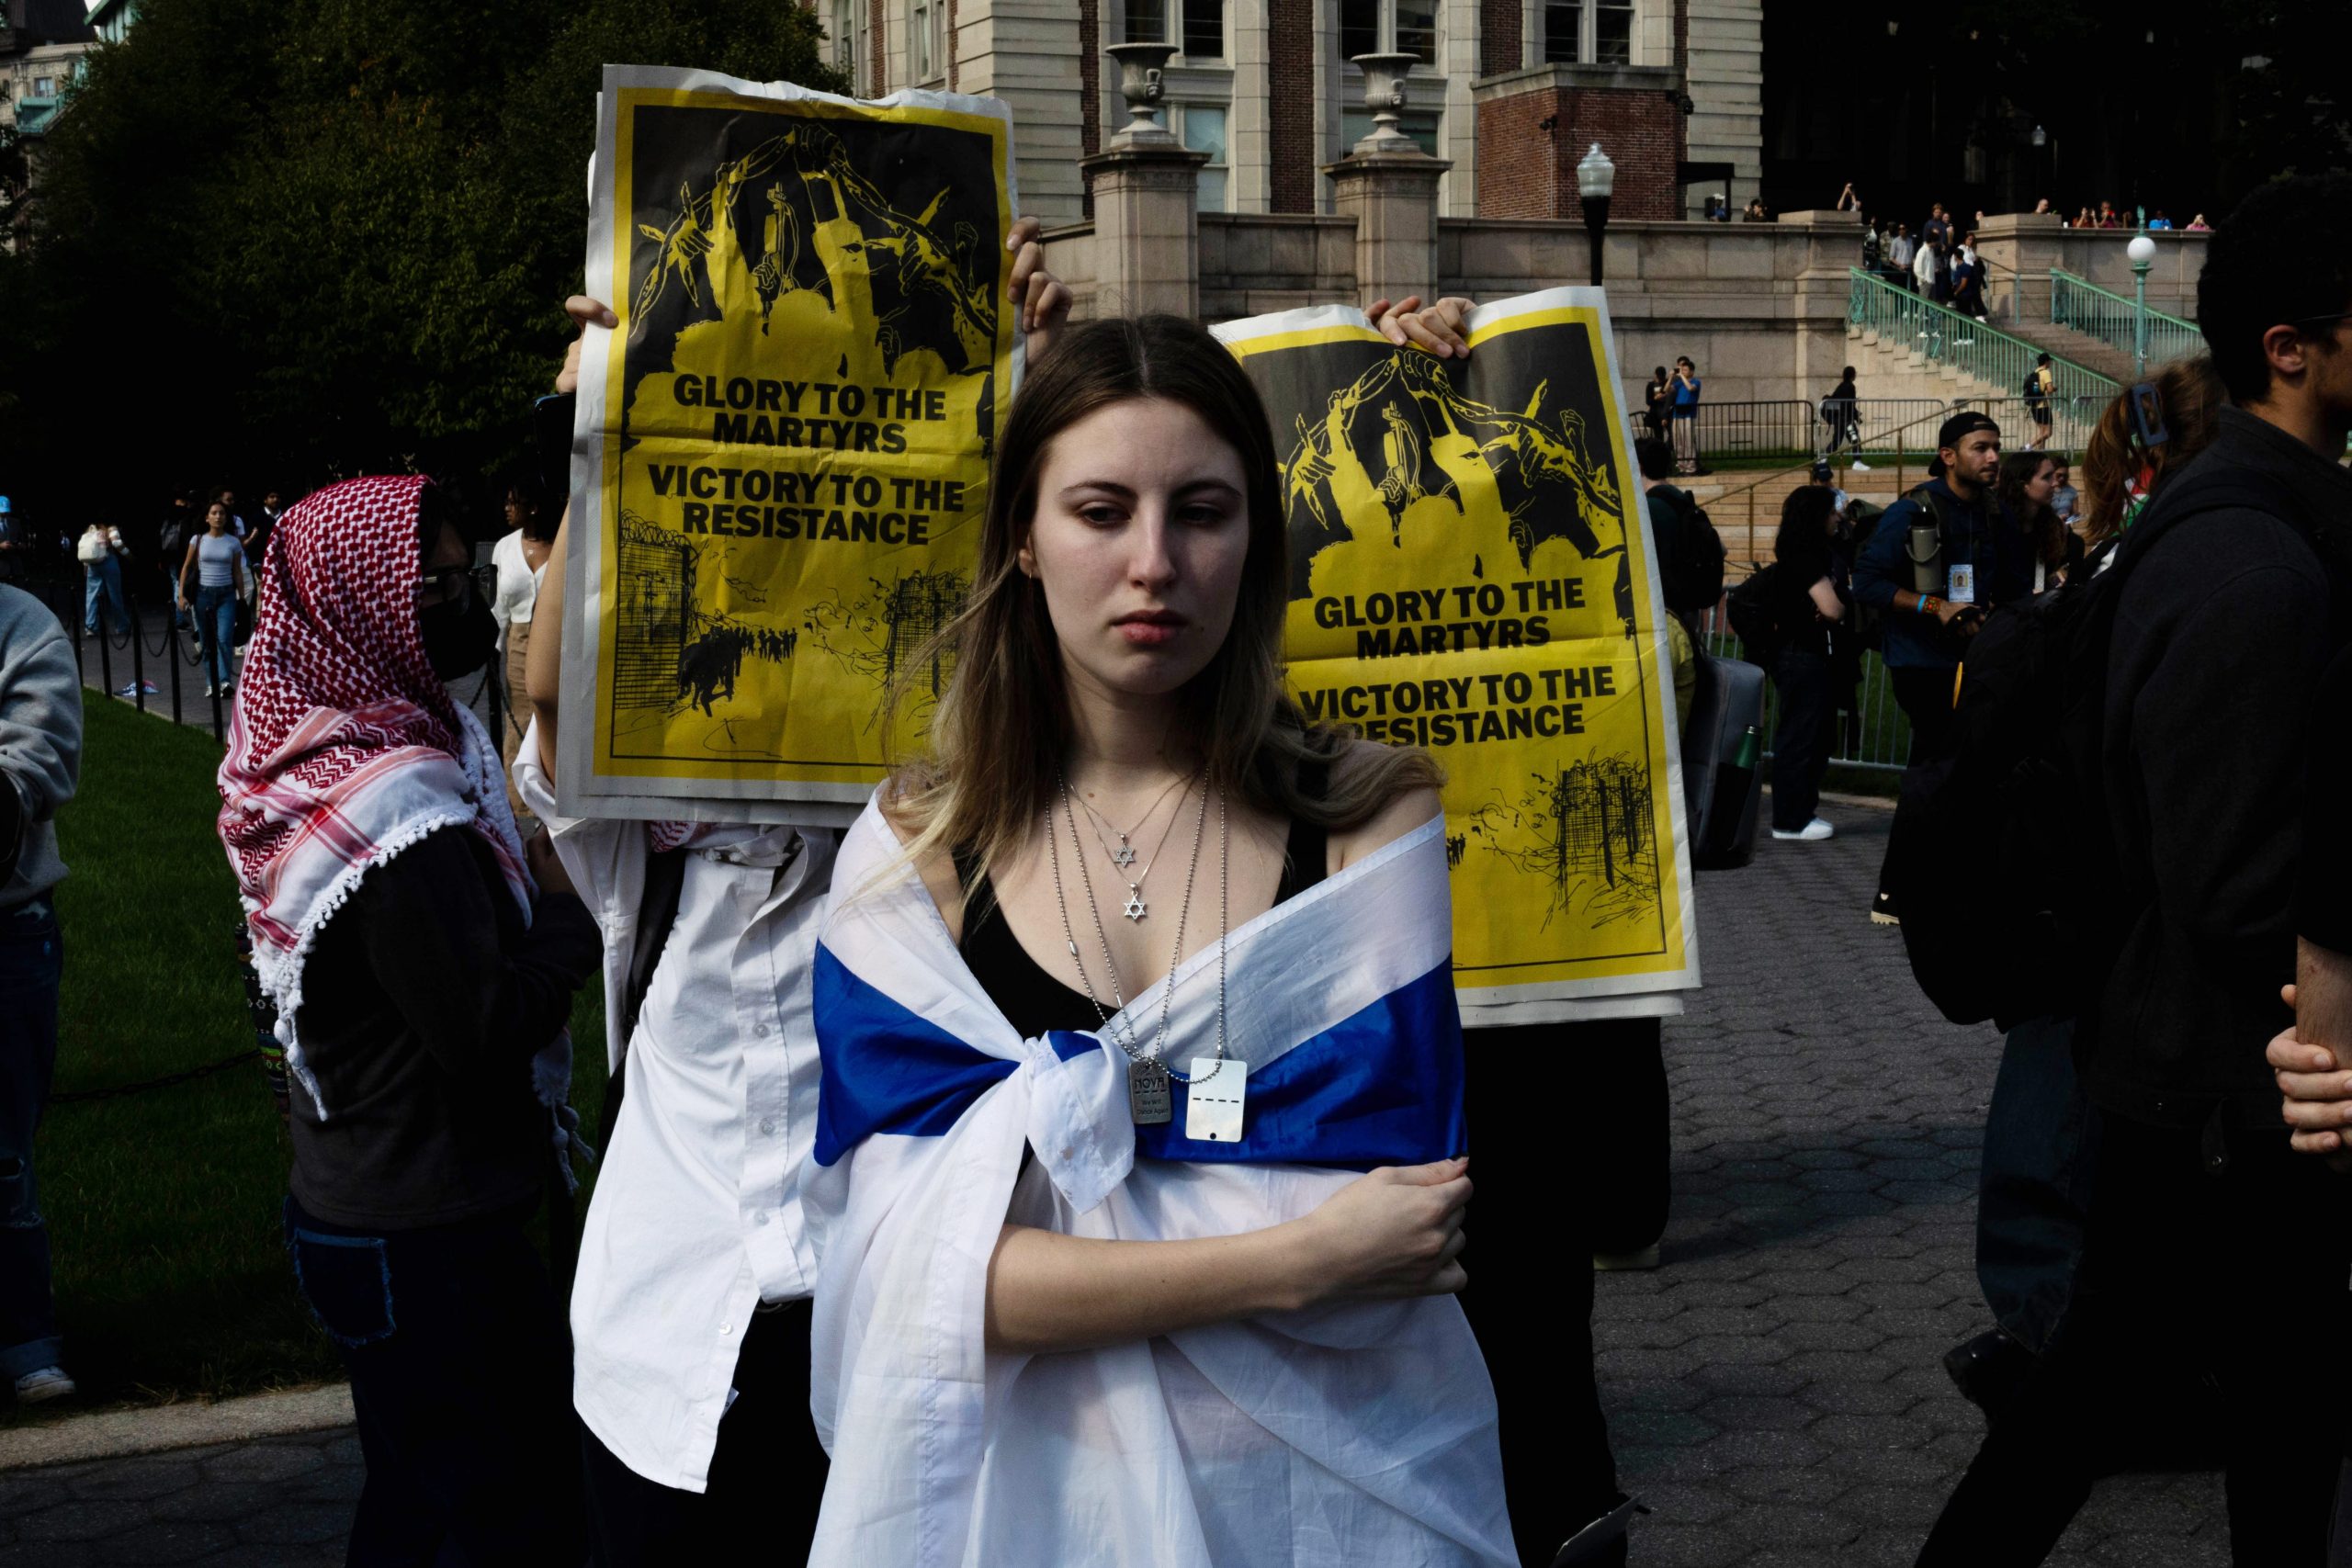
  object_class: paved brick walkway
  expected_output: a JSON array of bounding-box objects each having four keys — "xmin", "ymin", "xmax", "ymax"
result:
[
  {"xmin": 0, "ymin": 805, "xmax": 2233, "ymax": 1565},
  {"xmin": 1612, "ymin": 807, "xmax": 2226, "ymax": 1566}
]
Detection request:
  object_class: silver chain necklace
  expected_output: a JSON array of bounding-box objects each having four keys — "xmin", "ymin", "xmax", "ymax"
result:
[
  {"xmin": 1051, "ymin": 770, "xmax": 1230, "ymax": 1125},
  {"xmin": 1075, "ymin": 772, "xmax": 1194, "ymax": 920},
  {"xmin": 1073, "ymin": 768, "xmax": 1190, "ymax": 871}
]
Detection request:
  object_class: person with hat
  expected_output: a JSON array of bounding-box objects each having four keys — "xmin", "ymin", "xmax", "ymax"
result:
[{"xmin": 1849, "ymin": 412, "xmax": 2029, "ymax": 925}]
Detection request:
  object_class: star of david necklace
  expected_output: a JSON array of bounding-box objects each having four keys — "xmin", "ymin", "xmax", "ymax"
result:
[
  {"xmin": 1051, "ymin": 771, "xmax": 1230, "ymax": 1125},
  {"xmin": 1077, "ymin": 772, "xmax": 1195, "ymax": 920}
]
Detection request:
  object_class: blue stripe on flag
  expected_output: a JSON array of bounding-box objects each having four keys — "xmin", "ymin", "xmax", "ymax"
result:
[
  {"xmin": 812, "ymin": 945, "xmax": 1018, "ymax": 1167},
  {"xmin": 1135, "ymin": 958, "xmax": 1466, "ymax": 1169}
]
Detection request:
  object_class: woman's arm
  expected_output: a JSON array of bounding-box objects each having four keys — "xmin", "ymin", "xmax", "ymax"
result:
[
  {"xmin": 985, "ymin": 1157, "xmax": 1471, "ymax": 1354},
  {"xmin": 526, "ymin": 512, "xmax": 567, "ymax": 781},
  {"xmin": 175, "ymin": 539, "xmax": 198, "ymax": 604},
  {"xmin": 1808, "ymin": 576, "xmax": 1846, "ymax": 622}
]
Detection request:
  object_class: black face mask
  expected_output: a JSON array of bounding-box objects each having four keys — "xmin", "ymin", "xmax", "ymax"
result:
[{"xmin": 419, "ymin": 593, "xmax": 498, "ymax": 681}]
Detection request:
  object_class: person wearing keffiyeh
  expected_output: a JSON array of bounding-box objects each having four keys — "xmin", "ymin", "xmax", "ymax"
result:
[{"xmin": 217, "ymin": 473, "xmax": 598, "ymax": 1567}]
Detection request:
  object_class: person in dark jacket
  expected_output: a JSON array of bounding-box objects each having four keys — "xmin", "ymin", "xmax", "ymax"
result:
[
  {"xmin": 1849, "ymin": 412, "xmax": 2028, "ymax": 923},
  {"xmin": 1918, "ymin": 171, "xmax": 2352, "ymax": 1568},
  {"xmin": 217, "ymin": 476, "xmax": 598, "ymax": 1566},
  {"xmin": 1765, "ymin": 486, "xmax": 1852, "ymax": 841}
]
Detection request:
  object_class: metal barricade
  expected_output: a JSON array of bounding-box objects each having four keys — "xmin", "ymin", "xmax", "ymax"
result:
[{"xmin": 1694, "ymin": 603, "xmax": 1912, "ymax": 774}]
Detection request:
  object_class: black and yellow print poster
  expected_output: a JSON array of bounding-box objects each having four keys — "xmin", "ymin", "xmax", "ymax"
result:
[
  {"xmin": 1215, "ymin": 291, "xmax": 1698, "ymax": 1019},
  {"xmin": 559, "ymin": 65, "xmax": 1017, "ymax": 823}
]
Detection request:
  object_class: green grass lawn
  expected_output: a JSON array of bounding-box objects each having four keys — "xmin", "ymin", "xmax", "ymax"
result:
[{"xmin": 6, "ymin": 697, "xmax": 606, "ymax": 1423}]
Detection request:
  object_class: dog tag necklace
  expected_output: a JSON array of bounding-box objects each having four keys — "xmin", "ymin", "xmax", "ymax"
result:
[{"xmin": 1051, "ymin": 771, "xmax": 1227, "ymax": 1126}]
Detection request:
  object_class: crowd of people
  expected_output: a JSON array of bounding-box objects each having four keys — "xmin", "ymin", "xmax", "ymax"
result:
[{"xmin": 0, "ymin": 165, "xmax": 2347, "ymax": 1568}]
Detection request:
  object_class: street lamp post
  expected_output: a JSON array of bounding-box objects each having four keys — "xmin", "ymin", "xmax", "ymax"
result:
[
  {"xmin": 2127, "ymin": 232, "xmax": 2156, "ymax": 378},
  {"xmin": 1577, "ymin": 141, "xmax": 1615, "ymax": 288}
]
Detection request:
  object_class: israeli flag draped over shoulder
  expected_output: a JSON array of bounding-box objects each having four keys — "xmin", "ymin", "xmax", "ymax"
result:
[{"xmin": 803, "ymin": 797, "xmax": 1515, "ymax": 1567}]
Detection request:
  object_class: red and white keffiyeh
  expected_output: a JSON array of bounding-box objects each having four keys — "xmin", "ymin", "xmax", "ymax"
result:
[{"xmin": 219, "ymin": 475, "xmax": 533, "ymax": 1116}]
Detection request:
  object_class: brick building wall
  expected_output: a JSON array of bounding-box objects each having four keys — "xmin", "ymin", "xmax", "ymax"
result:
[
  {"xmin": 1479, "ymin": 0, "xmax": 1521, "ymax": 79},
  {"xmin": 1472, "ymin": 65, "xmax": 1683, "ymax": 220},
  {"xmin": 1267, "ymin": 0, "xmax": 1313, "ymax": 212}
]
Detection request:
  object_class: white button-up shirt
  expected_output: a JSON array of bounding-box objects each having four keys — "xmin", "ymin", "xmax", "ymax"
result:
[{"xmin": 514, "ymin": 723, "xmax": 835, "ymax": 1494}]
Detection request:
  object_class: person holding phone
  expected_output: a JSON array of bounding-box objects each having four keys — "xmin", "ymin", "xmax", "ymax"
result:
[{"xmin": 1668, "ymin": 355, "xmax": 1702, "ymax": 475}]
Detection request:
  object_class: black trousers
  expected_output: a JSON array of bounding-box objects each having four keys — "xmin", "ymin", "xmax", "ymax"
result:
[
  {"xmin": 582, "ymin": 1300, "xmax": 831, "ymax": 1566},
  {"xmin": 1770, "ymin": 649, "xmax": 1837, "ymax": 831},
  {"xmin": 1877, "ymin": 664, "xmax": 1962, "ymax": 900},
  {"xmin": 1918, "ymin": 1113, "xmax": 2352, "ymax": 1565},
  {"xmin": 1460, "ymin": 1018, "xmax": 1665, "ymax": 1564},
  {"xmin": 282, "ymin": 1198, "xmax": 582, "ymax": 1568}
]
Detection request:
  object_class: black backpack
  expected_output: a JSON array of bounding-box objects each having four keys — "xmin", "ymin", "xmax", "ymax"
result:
[
  {"xmin": 1884, "ymin": 465, "xmax": 2309, "ymax": 1032},
  {"xmin": 1659, "ymin": 492, "xmax": 1728, "ymax": 614},
  {"xmin": 1722, "ymin": 563, "xmax": 1781, "ymax": 667}
]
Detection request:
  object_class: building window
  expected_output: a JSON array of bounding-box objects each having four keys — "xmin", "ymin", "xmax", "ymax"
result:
[
  {"xmin": 1340, "ymin": 107, "xmax": 1442, "ymax": 156},
  {"xmin": 1122, "ymin": 0, "xmax": 1226, "ymax": 59},
  {"xmin": 831, "ymin": 0, "xmax": 860, "ymax": 84},
  {"xmin": 33, "ymin": 76, "xmax": 54, "ymax": 96},
  {"xmin": 1339, "ymin": 0, "xmax": 1436, "ymax": 65},
  {"xmin": 1175, "ymin": 102, "xmax": 1228, "ymax": 210},
  {"xmin": 1544, "ymin": 0, "xmax": 1634, "ymax": 65},
  {"xmin": 910, "ymin": 0, "xmax": 945, "ymax": 81}
]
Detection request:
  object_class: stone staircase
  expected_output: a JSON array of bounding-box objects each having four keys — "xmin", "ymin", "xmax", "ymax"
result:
[
  {"xmin": 2007, "ymin": 318, "xmax": 2138, "ymax": 383},
  {"xmin": 1841, "ymin": 319, "xmax": 2011, "ymax": 406}
]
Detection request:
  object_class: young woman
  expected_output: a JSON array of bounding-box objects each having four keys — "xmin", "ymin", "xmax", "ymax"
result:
[
  {"xmin": 805, "ymin": 315, "xmax": 1512, "ymax": 1566},
  {"xmin": 2075, "ymin": 356, "xmax": 2226, "ymax": 557},
  {"xmin": 176, "ymin": 501, "xmax": 250, "ymax": 696},
  {"xmin": 219, "ymin": 476, "xmax": 597, "ymax": 1564},
  {"xmin": 1996, "ymin": 449, "xmax": 2075, "ymax": 592},
  {"xmin": 1765, "ymin": 486, "xmax": 1852, "ymax": 843}
]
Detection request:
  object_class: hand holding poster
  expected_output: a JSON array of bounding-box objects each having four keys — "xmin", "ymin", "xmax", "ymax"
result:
[
  {"xmin": 560, "ymin": 64, "xmax": 1018, "ymax": 824},
  {"xmin": 1214, "ymin": 291, "xmax": 1699, "ymax": 1021}
]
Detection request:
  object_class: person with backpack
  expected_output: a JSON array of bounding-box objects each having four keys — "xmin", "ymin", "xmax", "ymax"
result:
[
  {"xmin": 1763, "ymin": 487, "xmax": 1853, "ymax": 842},
  {"xmin": 1819, "ymin": 367, "xmax": 1860, "ymax": 457},
  {"xmin": 2024, "ymin": 353, "xmax": 2056, "ymax": 451},
  {"xmin": 1915, "ymin": 172, "xmax": 2352, "ymax": 1566},
  {"xmin": 1849, "ymin": 412, "xmax": 2026, "ymax": 925}
]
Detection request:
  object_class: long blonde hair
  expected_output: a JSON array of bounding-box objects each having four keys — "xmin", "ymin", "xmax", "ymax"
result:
[
  {"xmin": 2076, "ymin": 356, "xmax": 2226, "ymax": 549},
  {"xmin": 883, "ymin": 316, "xmax": 1441, "ymax": 893}
]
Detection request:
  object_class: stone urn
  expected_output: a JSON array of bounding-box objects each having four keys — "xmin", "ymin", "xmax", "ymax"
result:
[
  {"xmin": 1106, "ymin": 41, "xmax": 1180, "ymax": 149},
  {"xmin": 1350, "ymin": 51, "xmax": 1421, "ymax": 154}
]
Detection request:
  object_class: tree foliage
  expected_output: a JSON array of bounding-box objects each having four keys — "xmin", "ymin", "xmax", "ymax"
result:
[{"xmin": 0, "ymin": 0, "xmax": 839, "ymax": 522}]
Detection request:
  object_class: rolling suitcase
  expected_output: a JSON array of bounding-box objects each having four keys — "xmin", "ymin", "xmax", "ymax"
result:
[{"xmin": 1681, "ymin": 652, "xmax": 1766, "ymax": 870}]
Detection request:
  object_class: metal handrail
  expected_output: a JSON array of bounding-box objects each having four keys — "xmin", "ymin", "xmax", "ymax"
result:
[
  {"xmin": 2050, "ymin": 268, "xmax": 2204, "ymax": 371},
  {"xmin": 1849, "ymin": 267, "xmax": 2120, "ymax": 406}
]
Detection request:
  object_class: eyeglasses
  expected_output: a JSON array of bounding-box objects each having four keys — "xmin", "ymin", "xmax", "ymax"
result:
[{"xmin": 2292, "ymin": 310, "xmax": 2352, "ymax": 333}]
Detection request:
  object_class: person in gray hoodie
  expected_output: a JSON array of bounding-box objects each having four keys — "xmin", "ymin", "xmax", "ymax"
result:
[{"xmin": 0, "ymin": 581, "xmax": 83, "ymax": 1404}]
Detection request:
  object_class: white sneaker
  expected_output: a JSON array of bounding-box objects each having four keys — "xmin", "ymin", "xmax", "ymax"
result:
[
  {"xmin": 14, "ymin": 1366, "xmax": 76, "ymax": 1404},
  {"xmin": 1771, "ymin": 818, "xmax": 1836, "ymax": 842},
  {"xmin": 203, "ymin": 682, "xmax": 217, "ymax": 697},
  {"xmin": 1850, "ymin": 459, "xmax": 1872, "ymax": 470}
]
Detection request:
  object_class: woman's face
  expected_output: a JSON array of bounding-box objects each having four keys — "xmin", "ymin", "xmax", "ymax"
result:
[
  {"xmin": 206, "ymin": 503, "xmax": 228, "ymax": 531},
  {"xmin": 2023, "ymin": 458, "xmax": 2056, "ymax": 507},
  {"xmin": 1018, "ymin": 397, "xmax": 1251, "ymax": 705},
  {"xmin": 503, "ymin": 492, "xmax": 531, "ymax": 529}
]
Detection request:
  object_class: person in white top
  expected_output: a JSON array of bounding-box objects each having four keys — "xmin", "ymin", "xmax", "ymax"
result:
[
  {"xmin": 490, "ymin": 482, "xmax": 554, "ymax": 812},
  {"xmin": 517, "ymin": 220, "xmax": 1069, "ymax": 1565},
  {"xmin": 74, "ymin": 525, "xmax": 130, "ymax": 637}
]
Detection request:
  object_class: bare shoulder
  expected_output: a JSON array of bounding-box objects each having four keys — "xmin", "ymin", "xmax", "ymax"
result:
[
  {"xmin": 882, "ymin": 801, "xmax": 967, "ymax": 943},
  {"xmin": 1328, "ymin": 739, "xmax": 1442, "ymax": 871}
]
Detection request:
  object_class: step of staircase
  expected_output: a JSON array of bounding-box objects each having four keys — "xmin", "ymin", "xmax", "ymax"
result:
[{"xmin": 2005, "ymin": 319, "xmax": 2139, "ymax": 383}]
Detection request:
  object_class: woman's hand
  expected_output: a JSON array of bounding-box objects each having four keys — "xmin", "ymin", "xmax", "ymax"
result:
[
  {"xmin": 1289, "ymin": 1157, "xmax": 1472, "ymax": 1303},
  {"xmin": 1007, "ymin": 216, "xmax": 1072, "ymax": 364},
  {"xmin": 2271, "ymin": 983, "xmax": 2352, "ymax": 1168},
  {"xmin": 1367, "ymin": 295, "xmax": 1476, "ymax": 359},
  {"xmin": 557, "ymin": 296, "xmax": 619, "ymax": 394}
]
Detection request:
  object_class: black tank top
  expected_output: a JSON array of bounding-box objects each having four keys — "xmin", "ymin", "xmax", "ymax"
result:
[{"xmin": 957, "ymin": 772, "xmax": 1329, "ymax": 1039}]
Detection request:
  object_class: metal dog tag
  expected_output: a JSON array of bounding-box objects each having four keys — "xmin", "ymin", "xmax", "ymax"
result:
[
  {"xmin": 1183, "ymin": 1058, "xmax": 1248, "ymax": 1143},
  {"xmin": 1128, "ymin": 1061, "xmax": 1173, "ymax": 1125}
]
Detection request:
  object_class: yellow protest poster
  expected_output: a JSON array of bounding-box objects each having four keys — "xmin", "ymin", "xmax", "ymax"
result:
[
  {"xmin": 559, "ymin": 64, "xmax": 1017, "ymax": 823},
  {"xmin": 1214, "ymin": 291, "xmax": 1699, "ymax": 1019}
]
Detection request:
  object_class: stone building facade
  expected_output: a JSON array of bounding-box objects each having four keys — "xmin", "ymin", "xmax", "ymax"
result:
[{"xmin": 827, "ymin": 0, "xmax": 1759, "ymax": 227}]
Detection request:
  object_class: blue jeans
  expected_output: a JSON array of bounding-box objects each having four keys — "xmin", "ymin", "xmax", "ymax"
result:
[
  {"xmin": 0, "ymin": 899, "xmax": 63, "ymax": 1382},
  {"xmin": 283, "ymin": 1198, "xmax": 583, "ymax": 1566},
  {"xmin": 195, "ymin": 583, "xmax": 236, "ymax": 689},
  {"xmin": 81, "ymin": 556, "xmax": 127, "ymax": 636},
  {"xmin": 1975, "ymin": 1014, "xmax": 2100, "ymax": 1354}
]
